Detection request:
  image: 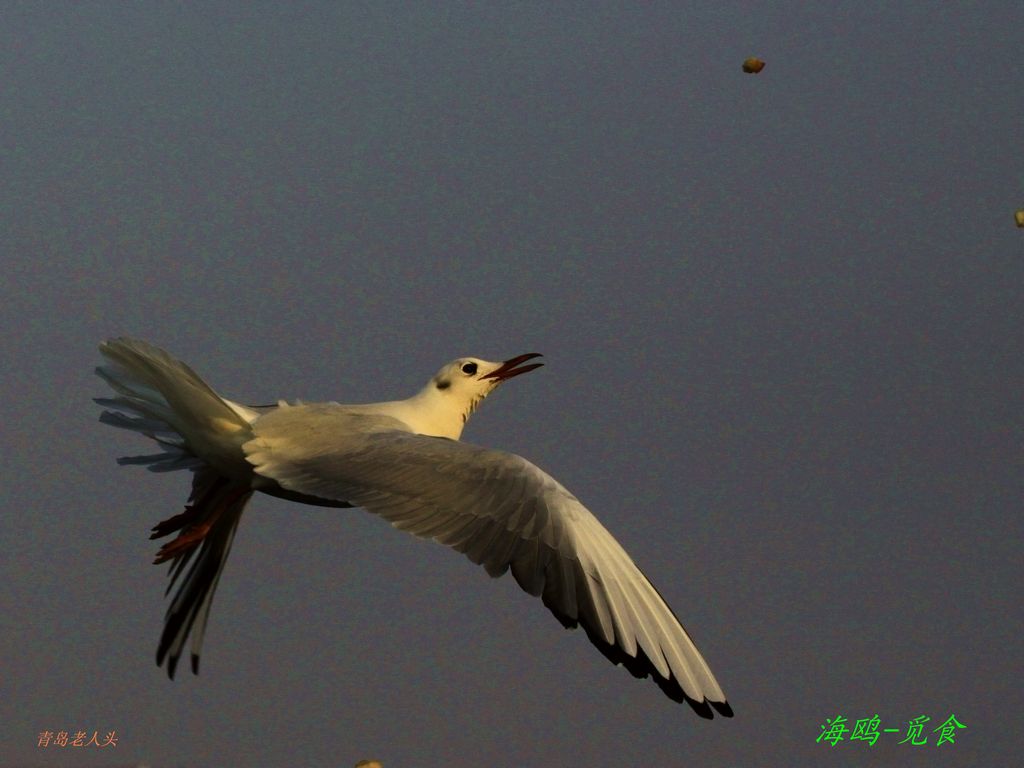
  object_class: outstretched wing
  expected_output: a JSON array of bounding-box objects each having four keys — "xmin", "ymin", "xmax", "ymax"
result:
[
  {"xmin": 243, "ymin": 403, "xmax": 731, "ymax": 717},
  {"xmin": 152, "ymin": 468, "xmax": 252, "ymax": 678}
]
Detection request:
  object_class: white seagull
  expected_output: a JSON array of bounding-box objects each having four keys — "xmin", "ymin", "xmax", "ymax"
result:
[{"xmin": 95, "ymin": 338, "xmax": 731, "ymax": 718}]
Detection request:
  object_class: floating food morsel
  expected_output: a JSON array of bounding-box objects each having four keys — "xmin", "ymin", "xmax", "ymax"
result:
[{"xmin": 742, "ymin": 58, "xmax": 765, "ymax": 74}]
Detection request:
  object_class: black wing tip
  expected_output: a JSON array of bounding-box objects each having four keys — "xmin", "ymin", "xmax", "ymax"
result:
[
  {"xmin": 688, "ymin": 697, "xmax": 734, "ymax": 719},
  {"xmin": 160, "ymin": 649, "xmax": 178, "ymax": 679},
  {"xmin": 668, "ymin": 683, "xmax": 732, "ymax": 720},
  {"xmin": 712, "ymin": 699, "xmax": 734, "ymax": 718},
  {"xmin": 688, "ymin": 698, "xmax": 715, "ymax": 719},
  {"xmin": 576, "ymin": 622, "xmax": 732, "ymax": 718},
  {"xmin": 156, "ymin": 649, "xmax": 201, "ymax": 678}
]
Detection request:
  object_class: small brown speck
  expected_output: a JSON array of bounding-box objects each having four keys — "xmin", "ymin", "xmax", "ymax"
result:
[{"xmin": 742, "ymin": 58, "xmax": 766, "ymax": 74}]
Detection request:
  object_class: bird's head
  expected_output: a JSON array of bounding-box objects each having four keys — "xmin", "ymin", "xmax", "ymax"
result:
[{"xmin": 426, "ymin": 353, "xmax": 543, "ymax": 429}]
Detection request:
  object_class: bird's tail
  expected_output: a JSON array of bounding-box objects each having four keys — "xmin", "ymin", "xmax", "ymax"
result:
[
  {"xmin": 95, "ymin": 338, "xmax": 254, "ymax": 677},
  {"xmin": 95, "ymin": 337, "xmax": 253, "ymax": 474}
]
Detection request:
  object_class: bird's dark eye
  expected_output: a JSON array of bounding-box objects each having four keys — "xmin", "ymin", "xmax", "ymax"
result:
[{"xmin": 461, "ymin": 362, "xmax": 478, "ymax": 375}]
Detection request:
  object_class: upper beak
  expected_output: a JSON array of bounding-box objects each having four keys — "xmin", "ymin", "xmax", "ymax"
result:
[{"xmin": 481, "ymin": 353, "xmax": 544, "ymax": 382}]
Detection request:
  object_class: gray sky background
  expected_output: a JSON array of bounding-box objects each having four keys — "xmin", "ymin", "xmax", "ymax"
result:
[{"xmin": 2, "ymin": 3, "xmax": 1021, "ymax": 766}]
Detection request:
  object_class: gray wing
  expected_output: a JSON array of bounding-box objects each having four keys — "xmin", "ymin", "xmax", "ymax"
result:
[{"xmin": 243, "ymin": 403, "xmax": 731, "ymax": 717}]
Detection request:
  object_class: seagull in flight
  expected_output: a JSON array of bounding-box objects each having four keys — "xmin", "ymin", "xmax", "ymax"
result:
[{"xmin": 95, "ymin": 338, "xmax": 731, "ymax": 718}]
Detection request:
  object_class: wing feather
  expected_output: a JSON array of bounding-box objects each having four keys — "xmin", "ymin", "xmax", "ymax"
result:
[{"xmin": 243, "ymin": 403, "xmax": 729, "ymax": 715}]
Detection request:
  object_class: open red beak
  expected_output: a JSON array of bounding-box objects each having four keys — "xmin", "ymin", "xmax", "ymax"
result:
[{"xmin": 481, "ymin": 353, "xmax": 544, "ymax": 382}]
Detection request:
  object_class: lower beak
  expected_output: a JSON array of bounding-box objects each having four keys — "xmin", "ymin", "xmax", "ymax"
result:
[{"xmin": 481, "ymin": 353, "xmax": 544, "ymax": 382}]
